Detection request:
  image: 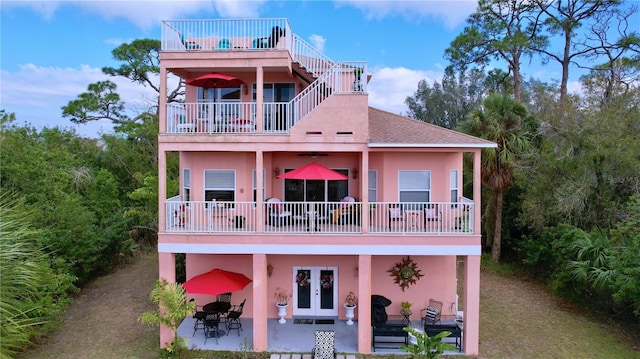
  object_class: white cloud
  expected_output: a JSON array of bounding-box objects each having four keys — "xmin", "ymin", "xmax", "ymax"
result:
[
  {"xmin": 335, "ymin": 0, "xmax": 477, "ymax": 29},
  {"xmin": 309, "ymin": 34, "xmax": 326, "ymax": 53},
  {"xmin": 1, "ymin": 64, "xmax": 160, "ymax": 138},
  {"xmin": 3, "ymin": 1, "xmax": 269, "ymax": 29},
  {"xmin": 367, "ymin": 66, "xmax": 442, "ymax": 115}
]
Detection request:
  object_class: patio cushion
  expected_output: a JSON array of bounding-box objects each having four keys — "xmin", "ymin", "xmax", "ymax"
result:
[{"xmin": 425, "ymin": 306, "xmax": 439, "ymax": 322}]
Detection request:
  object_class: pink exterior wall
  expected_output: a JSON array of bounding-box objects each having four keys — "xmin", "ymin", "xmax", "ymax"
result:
[{"xmin": 184, "ymin": 253, "xmax": 458, "ymax": 321}]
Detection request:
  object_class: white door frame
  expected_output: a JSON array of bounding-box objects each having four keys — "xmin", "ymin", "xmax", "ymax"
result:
[{"xmin": 292, "ymin": 266, "xmax": 339, "ymax": 317}]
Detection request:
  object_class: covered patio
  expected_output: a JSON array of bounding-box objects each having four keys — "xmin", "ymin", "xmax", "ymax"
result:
[{"xmin": 177, "ymin": 316, "xmax": 465, "ymax": 356}]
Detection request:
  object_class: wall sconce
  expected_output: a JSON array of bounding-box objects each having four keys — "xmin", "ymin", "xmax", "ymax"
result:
[
  {"xmin": 352, "ymin": 168, "xmax": 358, "ymax": 179},
  {"xmin": 267, "ymin": 263, "xmax": 274, "ymax": 277},
  {"xmin": 274, "ymin": 167, "xmax": 280, "ymax": 178},
  {"xmin": 242, "ymin": 84, "xmax": 249, "ymax": 95}
]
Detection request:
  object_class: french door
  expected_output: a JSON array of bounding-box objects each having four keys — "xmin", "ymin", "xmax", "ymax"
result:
[{"xmin": 292, "ymin": 266, "xmax": 338, "ymax": 317}]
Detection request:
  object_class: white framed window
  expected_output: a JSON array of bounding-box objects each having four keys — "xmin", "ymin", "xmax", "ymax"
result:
[
  {"xmin": 398, "ymin": 170, "xmax": 430, "ymax": 202},
  {"xmin": 450, "ymin": 169, "xmax": 459, "ymax": 203},
  {"xmin": 204, "ymin": 169, "xmax": 235, "ymax": 205},
  {"xmin": 368, "ymin": 169, "xmax": 378, "ymax": 202},
  {"xmin": 252, "ymin": 169, "xmax": 266, "ymax": 205},
  {"xmin": 183, "ymin": 168, "xmax": 191, "ymax": 201}
]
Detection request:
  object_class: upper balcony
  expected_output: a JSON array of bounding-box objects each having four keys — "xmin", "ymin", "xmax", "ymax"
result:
[{"xmin": 161, "ymin": 19, "xmax": 369, "ymax": 136}]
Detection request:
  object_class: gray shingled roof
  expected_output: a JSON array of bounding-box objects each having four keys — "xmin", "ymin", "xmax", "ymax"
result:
[{"xmin": 368, "ymin": 107, "xmax": 496, "ymax": 147}]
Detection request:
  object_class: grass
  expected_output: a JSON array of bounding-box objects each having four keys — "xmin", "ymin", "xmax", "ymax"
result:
[{"xmin": 20, "ymin": 251, "xmax": 640, "ymax": 359}]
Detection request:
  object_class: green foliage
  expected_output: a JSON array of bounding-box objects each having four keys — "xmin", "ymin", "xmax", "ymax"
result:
[
  {"xmin": 138, "ymin": 279, "xmax": 195, "ymax": 354},
  {"xmin": 400, "ymin": 327, "xmax": 457, "ymax": 359},
  {"xmin": 0, "ymin": 194, "xmax": 75, "ymax": 358},
  {"xmin": 61, "ymin": 81, "xmax": 130, "ymax": 124}
]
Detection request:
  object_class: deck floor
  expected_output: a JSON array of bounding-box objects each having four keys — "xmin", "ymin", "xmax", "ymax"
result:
[{"xmin": 177, "ymin": 317, "xmax": 464, "ymax": 356}]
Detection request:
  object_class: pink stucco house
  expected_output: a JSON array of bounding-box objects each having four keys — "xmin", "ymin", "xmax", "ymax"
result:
[{"xmin": 157, "ymin": 18, "xmax": 495, "ymax": 355}]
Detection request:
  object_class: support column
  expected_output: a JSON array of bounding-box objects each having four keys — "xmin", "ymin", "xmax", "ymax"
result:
[
  {"xmin": 158, "ymin": 252, "xmax": 176, "ymax": 348},
  {"xmin": 473, "ymin": 150, "xmax": 481, "ymax": 233},
  {"xmin": 252, "ymin": 254, "xmax": 268, "ymax": 351},
  {"xmin": 463, "ymin": 255, "xmax": 480, "ymax": 355},
  {"xmin": 256, "ymin": 66, "xmax": 264, "ymax": 133},
  {"xmin": 357, "ymin": 255, "xmax": 372, "ymax": 354},
  {"xmin": 256, "ymin": 150, "xmax": 264, "ymax": 232},
  {"xmin": 361, "ymin": 151, "xmax": 369, "ymax": 233}
]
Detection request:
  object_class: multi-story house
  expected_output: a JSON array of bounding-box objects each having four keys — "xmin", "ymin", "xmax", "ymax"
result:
[{"xmin": 157, "ymin": 18, "xmax": 494, "ymax": 355}]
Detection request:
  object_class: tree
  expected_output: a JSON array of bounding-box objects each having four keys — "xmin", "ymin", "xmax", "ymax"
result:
[
  {"xmin": 532, "ymin": 0, "xmax": 634, "ymax": 104},
  {"xmin": 62, "ymin": 39, "xmax": 183, "ymax": 125},
  {"xmin": 445, "ymin": 0, "xmax": 547, "ymax": 100},
  {"xmin": 458, "ymin": 94, "xmax": 538, "ymax": 261},
  {"xmin": 405, "ymin": 67, "xmax": 484, "ymax": 129}
]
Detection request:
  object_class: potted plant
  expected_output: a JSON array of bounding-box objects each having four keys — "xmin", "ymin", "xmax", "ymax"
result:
[
  {"xmin": 274, "ymin": 287, "xmax": 291, "ymax": 324},
  {"xmin": 401, "ymin": 300, "xmax": 413, "ymax": 314},
  {"xmin": 353, "ymin": 67, "xmax": 364, "ymax": 80},
  {"xmin": 343, "ymin": 291, "xmax": 358, "ymax": 325}
]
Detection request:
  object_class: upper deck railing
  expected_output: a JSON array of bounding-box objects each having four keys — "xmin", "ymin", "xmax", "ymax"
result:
[
  {"xmin": 165, "ymin": 199, "xmax": 475, "ymax": 235},
  {"xmin": 161, "ymin": 19, "xmax": 368, "ymax": 134}
]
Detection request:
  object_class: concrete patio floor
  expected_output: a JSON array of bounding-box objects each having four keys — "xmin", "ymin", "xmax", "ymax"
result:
[{"xmin": 178, "ymin": 316, "xmax": 464, "ymax": 356}]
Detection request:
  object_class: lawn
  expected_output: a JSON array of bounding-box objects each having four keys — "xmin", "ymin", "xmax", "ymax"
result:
[{"xmin": 21, "ymin": 250, "xmax": 640, "ymax": 359}]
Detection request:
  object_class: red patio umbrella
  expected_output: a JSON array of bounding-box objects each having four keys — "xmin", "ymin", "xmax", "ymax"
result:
[
  {"xmin": 277, "ymin": 162, "xmax": 348, "ymax": 180},
  {"xmin": 186, "ymin": 72, "xmax": 245, "ymax": 88},
  {"xmin": 182, "ymin": 268, "xmax": 252, "ymax": 296}
]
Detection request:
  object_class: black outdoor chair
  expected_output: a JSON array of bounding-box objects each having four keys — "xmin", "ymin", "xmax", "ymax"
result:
[
  {"xmin": 203, "ymin": 314, "xmax": 221, "ymax": 345},
  {"xmin": 190, "ymin": 299, "xmax": 207, "ymax": 337},
  {"xmin": 371, "ymin": 294, "xmax": 392, "ymax": 325},
  {"xmin": 216, "ymin": 292, "xmax": 232, "ymax": 325},
  {"xmin": 226, "ymin": 299, "xmax": 246, "ymax": 336}
]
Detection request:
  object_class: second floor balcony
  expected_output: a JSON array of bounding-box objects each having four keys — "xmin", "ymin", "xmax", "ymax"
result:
[{"xmin": 164, "ymin": 199, "xmax": 475, "ymax": 235}]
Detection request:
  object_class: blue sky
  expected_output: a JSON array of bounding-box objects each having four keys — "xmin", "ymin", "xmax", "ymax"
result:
[{"xmin": 1, "ymin": 1, "xmax": 634, "ymax": 138}]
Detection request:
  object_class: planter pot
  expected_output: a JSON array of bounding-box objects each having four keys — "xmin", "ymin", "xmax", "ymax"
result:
[
  {"xmin": 343, "ymin": 303, "xmax": 356, "ymax": 325},
  {"xmin": 276, "ymin": 303, "xmax": 288, "ymax": 324}
]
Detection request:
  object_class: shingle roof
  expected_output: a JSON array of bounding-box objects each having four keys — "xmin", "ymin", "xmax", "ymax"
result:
[{"xmin": 368, "ymin": 107, "xmax": 496, "ymax": 148}]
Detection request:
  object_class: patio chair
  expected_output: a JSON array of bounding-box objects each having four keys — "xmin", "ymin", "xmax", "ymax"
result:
[
  {"xmin": 423, "ymin": 203, "xmax": 441, "ymax": 232},
  {"xmin": 190, "ymin": 299, "xmax": 207, "ymax": 337},
  {"xmin": 420, "ymin": 298, "xmax": 443, "ymax": 326},
  {"xmin": 311, "ymin": 330, "xmax": 337, "ymax": 359},
  {"xmin": 388, "ymin": 203, "xmax": 404, "ymax": 230},
  {"xmin": 217, "ymin": 38, "xmax": 231, "ymax": 49},
  {"xmin": 215, "ymin": 292, "xmax": 232, "ymax": 326},
  {"xmin": 331, "ymin": 196, "xmax": 357, "ymax": 224},
  {"xmin": 226, "ymin": 298, "xmax": 246, "ymax": 335},
  {"xmin": 203, "ymin": 314, "xmax": 220, "ymax": 345},
  {"xmin": 180, "ymin": 34, "xmax": 201, "ymax": 50},
  {"xmin": 266, "ymin": 198, "xmax": 292, "ymax": 226}
]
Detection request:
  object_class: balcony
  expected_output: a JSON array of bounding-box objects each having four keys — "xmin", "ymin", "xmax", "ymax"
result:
[
  {"xmin": 167, "ymin": 101, "xmax": 295, "ymax": 134},
  {"xmin": 165, "ymin": 199, "xmax": 475, "ymax": 235}
]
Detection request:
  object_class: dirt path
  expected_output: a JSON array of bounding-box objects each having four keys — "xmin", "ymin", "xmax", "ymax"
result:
[
  {"xmin": 20, "ymin": 252, "xmax": 640, "ymax": 359},
  {"xmin": 22, "ymin": 250, "xmax": 159, "ymax": 359}
]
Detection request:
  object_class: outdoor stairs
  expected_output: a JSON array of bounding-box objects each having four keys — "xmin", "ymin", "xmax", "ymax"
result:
[{"xmin": 270, "ymin": 354, "xmax": 357, "ymax": 359}]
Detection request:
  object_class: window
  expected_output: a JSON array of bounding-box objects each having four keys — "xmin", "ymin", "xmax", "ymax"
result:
[
  {"xmin": 183, "ymin": 169, "xmax": 191, "ymax": 201},
  {"xmin": 450, "ymin": 170, "xmax": 459, "ymax": 203},
  {"xmin": 252, "ymin": 169, "xmax": 266, "ymax": 204},
  {"xmin": 368, "ymin": 169, "xmax": 378, "ymax": 202},
  {"xmin": 398, "ymin": 171, "xmax": 430, "ymax": 202},
  {"xmin": 253, "ymin": 83, "xmax": 295, "ymax": 131},
  {"xmin": 204, "ymin": 169, "xmax": 235, "ymax": 204},
  {"xmin": 283, "ymin": 169, "xmax": 348, "ymax": 202}
]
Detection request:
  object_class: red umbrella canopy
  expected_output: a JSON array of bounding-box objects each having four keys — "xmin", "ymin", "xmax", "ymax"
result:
[
  {"xmin": 185, "ymin": 72, "xmax": 245, "ymax": 88},
  {"xmin": 182, "ymin": 268, "xmax": 252, "ymax": 296},
  {"xmin": 277, "ymin": 162, "xmax": 348, "ymax": 180}
]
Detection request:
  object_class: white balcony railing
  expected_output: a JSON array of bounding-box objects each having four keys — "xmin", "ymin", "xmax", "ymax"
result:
[{"xmin": 165, "ymin": 200, "xmax": 474, "ymax": 235}]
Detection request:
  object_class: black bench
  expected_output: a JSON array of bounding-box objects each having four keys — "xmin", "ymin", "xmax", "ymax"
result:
[
  {"xmin": 372, "ymin": 323, "xmax": 408, "ymax": 351},
  {"xmin": 424, "ymin": 323, "xmax": 462, "ymax": 351}
]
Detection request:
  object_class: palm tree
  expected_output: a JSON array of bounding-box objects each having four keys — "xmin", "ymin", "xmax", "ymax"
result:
[{"xmin": 458, "ymin": 94, "xmax": 537, "ymax": 262}]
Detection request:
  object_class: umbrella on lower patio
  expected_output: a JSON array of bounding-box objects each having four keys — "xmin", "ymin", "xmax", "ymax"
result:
[
  {"xmin": 277, "ymin": 162, "xmax": 348, "ymax": 180},
  {"xmin": 182, "ymin": 268, "xmax": 252, "ymax": 296}
]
